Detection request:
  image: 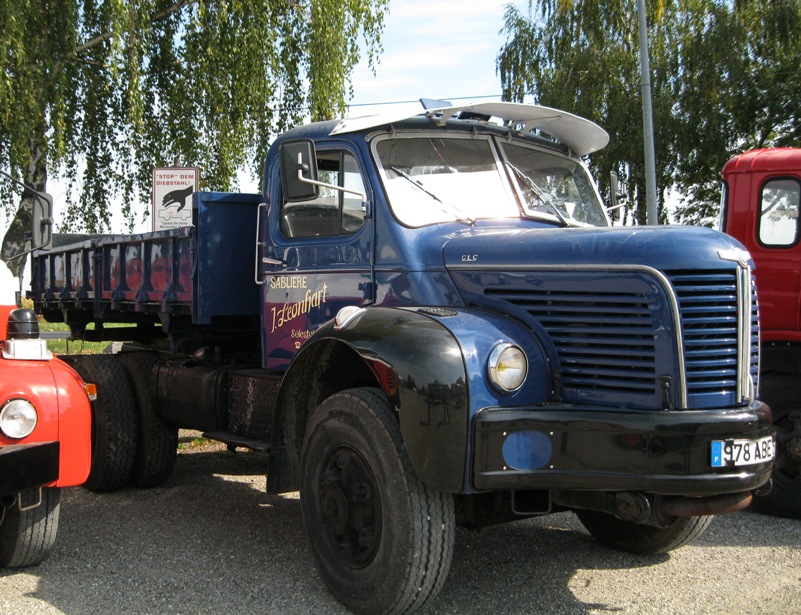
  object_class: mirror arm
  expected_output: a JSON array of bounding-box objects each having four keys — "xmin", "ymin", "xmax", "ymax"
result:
[{"xmin": 294, "ymin": 153, "xmax": 366, "ymax": 202}]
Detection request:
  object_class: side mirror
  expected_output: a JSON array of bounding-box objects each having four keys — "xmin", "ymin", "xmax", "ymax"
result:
[
  {"xmin": 280, "ymin": 139, "xmax": 320, "ymax": 202},
  {"xmin": 0, "ymin": 170, "xmax": 55, "ymax": 254},
  {"xmin": 608, "ymin": 171, "xmax": 625, "ymax": 222},
  {"xmin": 31, "ymin": 192, "xmax": 54, "ymax": 250}
]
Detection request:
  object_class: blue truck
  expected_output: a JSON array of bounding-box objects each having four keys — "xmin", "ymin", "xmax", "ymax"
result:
[{"xmin": 30, "ymin": 101, "xmax": 773, "ymax": 615}]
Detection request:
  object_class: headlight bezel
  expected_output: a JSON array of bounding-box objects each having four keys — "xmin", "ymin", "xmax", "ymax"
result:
[
  {"xmin": 0, "ymin": 398, "xmax": 38, "ymax": 439},
  {"xmin": 487, "ymin": 342, "xmax": 528, "ymax": 393}
]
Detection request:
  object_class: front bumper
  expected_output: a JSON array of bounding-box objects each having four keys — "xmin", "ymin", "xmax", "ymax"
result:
[
  {"xmin": 0, "ymin": 442, "xmax": 60, "ymax": 497},
  {"xmin": 473, "ymin": 402, "xmax": 773, "ymax": 495}
]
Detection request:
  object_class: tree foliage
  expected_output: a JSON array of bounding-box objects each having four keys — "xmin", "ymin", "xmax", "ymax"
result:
[
  {"xmin": 0, "ymin": 0, "xmax": 388, "ymax": 275},
  {"xmin": 498, "ymin": 0, "xmax": 801, "ymax": 226}
]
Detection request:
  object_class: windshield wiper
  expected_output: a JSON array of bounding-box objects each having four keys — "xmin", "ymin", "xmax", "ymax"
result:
[
  {"xmin": 505, "ymin": 162, "xmax": 570, "ymax": 227},
  {"xmin": 390, "ymin": 167, "xmax": 475, "ymax": 225}
]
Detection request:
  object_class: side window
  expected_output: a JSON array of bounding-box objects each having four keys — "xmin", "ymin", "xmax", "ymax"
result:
[
  {"xmin": 281, "ymin": 150, "xmax": 366, "ymax": 238},
  {"xmin": 758, "ymin": 178, "xmax": 800, "ymax": 246}
]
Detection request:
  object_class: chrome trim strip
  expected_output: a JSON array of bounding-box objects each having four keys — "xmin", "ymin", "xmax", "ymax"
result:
[{"xmin": 737, "ymin": 265, "xmax": 753, "ymax": 402}]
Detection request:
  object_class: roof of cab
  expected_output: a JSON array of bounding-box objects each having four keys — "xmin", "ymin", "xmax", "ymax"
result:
[
  {"xmin": 329, "ymin": 101, "xmax": 609, "ymax": 157},
  {"xmin": 722, "ymin": 148, "xmax": 801, "ymax": 176}
]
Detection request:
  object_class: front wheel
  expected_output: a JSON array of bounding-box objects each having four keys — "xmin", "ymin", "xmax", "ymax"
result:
[
  {"xmin": 0, "ymin": 487, "xmax": 61, "ymax": 567},
  {"xmin": 300, "ymin": 388, "xmax": 455, "ymax": 615},
  {"xmin": 576, "ymin": 509, "xmax": 713, "ymax": 554}
]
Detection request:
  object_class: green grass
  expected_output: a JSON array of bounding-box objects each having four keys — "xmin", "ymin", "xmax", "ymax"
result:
[
  {"xmin": 39, "ymin": 321, "xmax": 133, "ymax": 355},
  {"xmin": 178, "ymin": 437, "xmax": 211, "ymax": 450}
]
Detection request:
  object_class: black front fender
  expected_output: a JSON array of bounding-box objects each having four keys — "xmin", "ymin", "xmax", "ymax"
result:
[{"xmin": 275, "ymin": 307, "xmax": 469, "ymax": 493}]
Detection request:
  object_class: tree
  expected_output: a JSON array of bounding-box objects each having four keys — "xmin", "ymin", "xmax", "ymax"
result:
[
  {"xmin": 0, "ymin": 0, "xmax": 388, "ymax": 277},
  {"xmin": 498, "ymin": 1, "xmax": 678, "ymax": 225},
  {"xmin": 497, "ymin": 1, "xmax": 801, "ymax": 226},
  {"xmin": 673, "ymin": 0, "xmax": 801, "ymax": 224}
]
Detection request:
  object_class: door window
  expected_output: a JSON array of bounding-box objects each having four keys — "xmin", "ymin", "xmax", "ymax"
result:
[
  {"xmin": 758, "ymin": 178, "xmax": 800, "ymax": 246},
  {"xmin": 281, "ymin": 151, "xmax": 366, "ymax": 238}
]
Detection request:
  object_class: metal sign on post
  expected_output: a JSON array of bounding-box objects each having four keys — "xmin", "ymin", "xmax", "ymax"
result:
[{"xmin": 152, "ymin": 167, "xmax": 199, "ymax": 231}]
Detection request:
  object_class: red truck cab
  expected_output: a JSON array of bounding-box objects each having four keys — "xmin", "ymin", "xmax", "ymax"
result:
[
  {"xmin": 0, "ymin": 302, "xmax": 93, "ymax": 566},
  {"xmin": 721, "ymin": 147, "xmax": 801, "ymax": 518}
]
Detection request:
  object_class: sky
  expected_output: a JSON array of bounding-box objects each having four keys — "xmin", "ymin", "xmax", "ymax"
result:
[{"xmin": 346, "ymin": 0, "xmax": 525, "ymax": 117}]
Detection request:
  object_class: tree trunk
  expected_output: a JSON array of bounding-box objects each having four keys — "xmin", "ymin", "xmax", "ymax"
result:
[{"xmin": 1, "ymin": 138, "xmax": 47, "ymax": 281}]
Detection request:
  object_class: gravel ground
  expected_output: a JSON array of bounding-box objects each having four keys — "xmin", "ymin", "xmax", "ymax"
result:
[{"xmin": 1, "ymin": 436, "xmax": 799, "ymax": 615}]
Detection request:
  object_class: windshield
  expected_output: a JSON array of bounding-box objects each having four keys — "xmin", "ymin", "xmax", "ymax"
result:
[
  {"xmin": 375, "ymin": 137, "xmax": 519, "ymax": 227},
  {"xmin": 374, "ymin": 134, "xmax": 608, "ymax": 228},
  {"xmin": 500, "ymin": 142, "xmax": 608, "ymax": 226}
]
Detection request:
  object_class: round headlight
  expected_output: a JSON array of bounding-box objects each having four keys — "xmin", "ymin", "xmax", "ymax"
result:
[
  {"xmin": 0, "ymin": 399, "xmax": 38, "ymax": 439},
  {"xmin": 488, "ymin": 343, "xmax": 528, "ymax": 392}
]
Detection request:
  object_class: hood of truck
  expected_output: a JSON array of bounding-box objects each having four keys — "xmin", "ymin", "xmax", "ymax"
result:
[{"xmin": 441, "ymin": 224, "xmax": 751, "ymax": 271}]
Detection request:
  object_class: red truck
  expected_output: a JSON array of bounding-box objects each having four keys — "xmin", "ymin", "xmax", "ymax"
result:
[
  {"xmin": 720, "ymin": 147, "xmax": 801, "ymax": 519},
  {"xmin": 0, "ymin": 183, "xmax": 93, "ymax": 566}
]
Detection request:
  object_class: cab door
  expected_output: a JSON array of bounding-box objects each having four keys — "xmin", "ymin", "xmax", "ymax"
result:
[
  {"xmin": 261, "ymin": 143, "xmax": 374, "ymax": 369},
  {"xmin": 746, "ymin": 174, "xmax": 801, "ymax": 338}
]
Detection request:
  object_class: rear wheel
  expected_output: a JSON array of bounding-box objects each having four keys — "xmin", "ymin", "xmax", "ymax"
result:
[
  {"xmin": 0, "ymin": 487, "xmax": 61, "ymax": 568},
  {"xmin": 118, "ymin": 351, "xmax": 178, "ymax": 487},
  {"xmin": 63, "ymin": 355, "xmax": 137, "ymax": 492},
  {"xmin": 301, "ymin": 388, "xmax": 455, "ymax": 615},
  {"xmin": 751, "ymin": 372, "xmax": 801, "ymax": 519},
  {"xmin": 576, "ymin": 509, "xmax": 713, "ymax": 554}
]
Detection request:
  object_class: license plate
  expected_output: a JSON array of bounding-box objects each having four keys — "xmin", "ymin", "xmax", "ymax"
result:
[{"xmin": 710, "ymin": 436, "xmax": 775, "ymax": 468}]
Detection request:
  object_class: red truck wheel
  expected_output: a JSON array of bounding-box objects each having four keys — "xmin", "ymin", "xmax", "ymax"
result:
[
  {"xmin": 751, "ymin": 372, "xmax": 801, "ymax": 519},
  {"xmin": 62, "ymin": 355, "xmax": 137, "ymax": 492},
  {"xmin": 576, "ymin": 509, "xmax": 713, "ymax": 554},
  {"xmin": 0, "ymin": 487, "xmax": 60, "ymax": 568},
  {"xmin": 300, "ymin": 388, "xmax": 455, "ymax": 615},
  {"xmin": 118, "ymin": 352, "xmax": 178, "ymax": 488}
]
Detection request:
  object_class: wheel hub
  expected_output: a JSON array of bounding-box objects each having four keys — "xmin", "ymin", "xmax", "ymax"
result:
[
  {"xmin": 786, "ymin": 411, "xmax": 801, "ymax": 465},
  {"xmin": 318, "ymin": 448, "xmax": 381, "ymax": 567},
  {"xmin": 773, "ymin": 410, "xmax": 801, "ymax": 488},
  {"xmin": 787, "ymin": 435, "xmax": 801, "ymax": 464}
]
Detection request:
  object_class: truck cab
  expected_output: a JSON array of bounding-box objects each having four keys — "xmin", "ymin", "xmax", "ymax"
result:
[{"xmin": 720, "ymin": 147, "xmax": 801, "ymax": 518}]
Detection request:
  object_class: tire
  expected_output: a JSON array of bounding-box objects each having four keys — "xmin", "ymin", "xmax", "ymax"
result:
[
  {"xmin": 0, "ymin": 487, "xmax": 61, "ymax": 568},
  {"xmin": 118, "ymin": 352, "xmax": 178, "ymax": 487},
  {"xmin": 750, "ymin": 372, "xmax": 801, "ymax": 519},
  {"xmin": 576, "ymin": 509, "xmax": 713, "ymax": 554},
  {"xmin": 300, "ymin": 388, "xmax": 455, "ymax": 615},
  {"xmin": 63, "ymin": 355, "xmax": 137, "ymax": 492}
]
